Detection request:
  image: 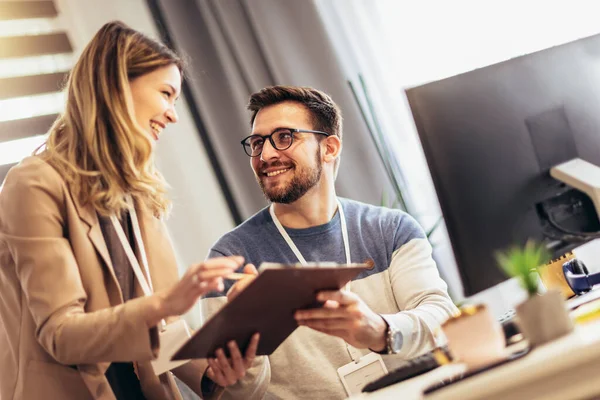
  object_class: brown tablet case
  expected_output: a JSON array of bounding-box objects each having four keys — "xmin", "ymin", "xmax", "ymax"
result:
[{"xmin": 171, "ymin": 264, "xmax": 368, "ymax": 360}]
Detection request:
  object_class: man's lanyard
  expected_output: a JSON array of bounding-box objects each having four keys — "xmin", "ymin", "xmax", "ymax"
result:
[
  {"xmin": 109, "ymin": 195, "xmax": 154, "ymax": 297},
  {"xmin": 269, "ymin": 198, "xmax": 351, "ymax": 266},
  {"xmin": 269, "ymin": 198, "xmax": 363, "ymax": 361}
]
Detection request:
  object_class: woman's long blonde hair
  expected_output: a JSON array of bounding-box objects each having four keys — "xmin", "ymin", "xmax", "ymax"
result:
[{"xmin": 39, "ymin": 21, "xmax": 183, "ymax": 218}]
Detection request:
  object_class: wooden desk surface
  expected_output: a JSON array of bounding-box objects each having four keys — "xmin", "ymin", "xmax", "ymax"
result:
[{"xmin": 352, "ymin": 319, "xmax": 600, "ymax": 400}]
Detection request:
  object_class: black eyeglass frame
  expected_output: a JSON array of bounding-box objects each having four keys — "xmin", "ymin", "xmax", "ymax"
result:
[{"xmin": 240, "ymin": 128, "xmax": 332, "ymax": 157}]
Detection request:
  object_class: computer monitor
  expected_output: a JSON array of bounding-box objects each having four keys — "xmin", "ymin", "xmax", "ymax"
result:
[{"xmin": 406, "ymin": 34, "xmax": 600, "ymax": 296}]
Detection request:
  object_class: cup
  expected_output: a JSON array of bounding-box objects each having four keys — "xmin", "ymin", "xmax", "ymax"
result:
[{"xmin": 441, "ymin": 304, "xmax": 506, "ymax": 370}]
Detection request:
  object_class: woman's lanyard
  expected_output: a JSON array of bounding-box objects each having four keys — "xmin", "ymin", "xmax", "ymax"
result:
[
  {"xmin": 269, "ymin": 198, "xmax": 351, "ymax": 266},
  {"xmin": 110, "ymin": 196, "xmax": 168, "ymax": 329},
  {"xmin": 109, "ymin": 195, "xmax": 154, "ymax": 297}
]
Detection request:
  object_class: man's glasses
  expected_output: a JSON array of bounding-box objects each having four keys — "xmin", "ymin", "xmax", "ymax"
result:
[{"xmin": 240, "ymin": 128, "xmax": 331, "ymax": 157}]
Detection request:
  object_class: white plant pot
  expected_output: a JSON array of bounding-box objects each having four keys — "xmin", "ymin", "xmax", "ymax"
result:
[{"xmin": 516, "ymin": 289, "xmax": 574, "ymax": 347}]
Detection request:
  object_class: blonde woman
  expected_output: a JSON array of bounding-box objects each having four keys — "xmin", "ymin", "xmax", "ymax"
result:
[{"xmin": 0, "ymin": 21, "xmax": 261, "ymax": 400}]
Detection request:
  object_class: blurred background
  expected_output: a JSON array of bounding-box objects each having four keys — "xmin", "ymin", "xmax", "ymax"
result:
[{"xmin": 1, "ymin": 0, "xmax": 599, "ymax": 326}]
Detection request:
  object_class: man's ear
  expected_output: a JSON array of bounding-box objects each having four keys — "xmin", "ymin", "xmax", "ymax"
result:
[{"xmin": 322, "ymin": 135, "xmax": 342, "ymax": 164}]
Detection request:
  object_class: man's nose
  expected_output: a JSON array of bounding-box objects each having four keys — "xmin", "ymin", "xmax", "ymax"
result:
[{"xmin": 260, "ymin": 138, "xmax": 279, "ymax": 161}]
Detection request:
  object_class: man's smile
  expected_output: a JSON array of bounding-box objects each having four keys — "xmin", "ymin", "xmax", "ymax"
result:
[{"xmin": 264, "ymin": 167, "xmax": 291, "ymax": 177}]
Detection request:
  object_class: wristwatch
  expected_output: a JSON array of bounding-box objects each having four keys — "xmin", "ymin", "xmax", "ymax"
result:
[{"xmin": 384, "ymin": 317, "xmax": 403, "ymax": 354}]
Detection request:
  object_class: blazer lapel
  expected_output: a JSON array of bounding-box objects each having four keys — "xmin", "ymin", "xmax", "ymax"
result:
[
  {"xmin": 135, "ymin": 202, "xmax": 180, "ymax": 293},
  {"xmin": 72, "ymin": 194, "xmax": 120, "ymax": 290},
  {"xmin": 131, "ymin": 201, "xmax": 154, "ymax": 299}
]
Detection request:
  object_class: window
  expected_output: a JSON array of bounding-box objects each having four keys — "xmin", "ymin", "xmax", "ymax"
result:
[
  {"xmin": 0, "ymin": 1, "xmax": 73, "ymax": 188},
  {"xmin": 316, "ymin": 0, "xmax": 600, "ymax": 299}
]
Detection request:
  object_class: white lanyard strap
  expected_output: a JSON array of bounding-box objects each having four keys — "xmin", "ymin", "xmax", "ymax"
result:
[
  {"xmin": 338, "ymin": 200, "xmax": 351, "ymax": 266},
  {"xmin": 338, "ymin": 202, "xmax": 360, "ymax": 362},
  {"xmin": 269, "ymin": 205, "xmax": 308, "ymax": 265},
  {"xmin": 270, "ymin": 199, "xmax": 363, "ymax": 361},
  {"xmin": 110, "ymin": 196, "xmax": 154, "ymax": 297},
  {"xmin": 269, "ymin": 198, "xmax": 351, "ymax": 266}
]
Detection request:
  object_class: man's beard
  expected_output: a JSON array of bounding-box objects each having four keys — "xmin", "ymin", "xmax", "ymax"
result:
[{"xmin": 257, "ymin": 149, "xmax": 323, "ymax": 204}]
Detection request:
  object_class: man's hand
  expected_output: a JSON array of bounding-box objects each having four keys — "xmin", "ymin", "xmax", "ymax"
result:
[
  {"xmin": 205, "ymin": 333, "xmax": 260, "ymax": 387},
  {"xmin": 294, "ymin": 290, "xmax": 388, "ymax": 351},
  {"xmin": 227, "ymin": 264, "xmax": 258, "ymax": 301}
]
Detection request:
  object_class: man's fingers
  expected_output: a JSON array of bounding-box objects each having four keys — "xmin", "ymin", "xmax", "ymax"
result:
[
  {"xmin": 243, "ymin": 333, "xmax": 259, "ymax": 367},
  {"xmin": 245, "ymin": 333, "xmax": 260, "ymax": 357},
  {"xmin": 227, "ymin": 341, "xmax": 246, "ymax": 376},
  {"xmin": 295, "ymin": 307, "xmax": 358, "ymax": 320},
  {"xmin": 237, "ymin": 276, "xmax": 256, "ymax": 289},
  {"xmin": 226, "ymin": 285, "xmax": 239, "ymax": 300},
  {"xmin": 323, "ymin": 300, "xmax": 340, "ymax": 309},
  {"xmin": 297, "ymin": 318, "xmax": 352, "ymax": 331},
  {"xmin": 215, "ymin": 348, "xmax": 233, "ymax": 371},
  {"xmin": 206, "ymin": 360, "xmax": 225, "ymax": 386},
  {"xmin": 305, "ymin": 326, "xmax": 348, "ymax": 338},
  {"xmin": 215, "ymin": 348, "xmax": 236, "ymax": 384},
  {"xmin": 228, "ymin": 263, "xmax": 259, "ymax": 297},
  {"xmin": 316, "ymin": 290, "xmax": 357, "ymax": 305},
  {"xmin": 227, "ymin": 276, "xmax": 255, "ymax": 300},
  {"xmin": 243, "ymin": 263, "xmax": 259, "ymax": 275}
]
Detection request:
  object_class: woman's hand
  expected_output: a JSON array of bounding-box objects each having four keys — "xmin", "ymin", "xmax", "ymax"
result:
[
  {"xmin": 205, "ymin": 333, "xmax": 260, "ymax": 387},
  {"xmin": 226, "ymin": 264, "xmax": 258, "ymax": 301},
  {"xmin": 147, "ymin": 256, "xmax": 244, "ymax": 327}
]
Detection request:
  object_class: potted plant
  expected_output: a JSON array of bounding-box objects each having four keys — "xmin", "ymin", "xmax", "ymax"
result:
[{"xmin": 495, "ymin": 240, "xmax": 573, "ymax": 347}]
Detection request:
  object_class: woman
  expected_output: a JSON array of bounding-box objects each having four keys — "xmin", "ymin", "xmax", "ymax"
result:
[{"xmin": 0, "ymin": 21, "xmax": 259, "ymax": 400}]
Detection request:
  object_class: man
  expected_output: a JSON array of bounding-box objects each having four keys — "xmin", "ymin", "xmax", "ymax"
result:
[{"xmin": 201, "ymin": 85, "xmax": 458, "ymax": 399}]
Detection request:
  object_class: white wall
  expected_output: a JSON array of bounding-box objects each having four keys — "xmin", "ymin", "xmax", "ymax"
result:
[{"xmin": 54, "ymin": 0, "xmax": 235, "ymax": 281}]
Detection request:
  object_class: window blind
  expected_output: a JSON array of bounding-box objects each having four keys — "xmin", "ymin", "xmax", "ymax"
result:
[{"xmin": 0, "ymin": 0, "xmax": 72, "ymax": 185}]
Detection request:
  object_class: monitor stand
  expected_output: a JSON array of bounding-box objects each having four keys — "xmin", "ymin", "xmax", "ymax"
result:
[{"xmin": 551, "ymin": 158, "xmax": 600, "ymax": 220}]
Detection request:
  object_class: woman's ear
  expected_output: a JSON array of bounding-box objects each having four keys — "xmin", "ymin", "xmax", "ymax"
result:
[{"xmin": 322, "ymin": 135, "xmax": 342, "ymax": 164}]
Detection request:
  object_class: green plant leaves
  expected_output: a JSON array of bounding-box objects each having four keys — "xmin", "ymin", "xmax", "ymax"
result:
[{"xmin": 495, "ymin": 240, "xmax": 551, "ymax": 296}]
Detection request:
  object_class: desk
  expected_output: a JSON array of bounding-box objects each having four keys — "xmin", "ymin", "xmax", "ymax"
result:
[{"xmin": 352, "ymin": 319, "xmax": 600, "ymax": 400}]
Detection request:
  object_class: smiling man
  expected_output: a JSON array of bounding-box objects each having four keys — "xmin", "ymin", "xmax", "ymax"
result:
[{"xmin": 201, "ymin": 86, "xmax": 457, "ymax": 399}]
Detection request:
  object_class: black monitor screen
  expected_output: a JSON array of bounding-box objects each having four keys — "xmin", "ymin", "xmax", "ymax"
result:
[{"xmin": 406, "ymin": 34, "xmax": 600, "ymax": 296}]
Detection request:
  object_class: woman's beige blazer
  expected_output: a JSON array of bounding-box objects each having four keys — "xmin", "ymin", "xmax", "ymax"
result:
[{"xmin": 0, "ymin": 156, "xmax": 186, "ymax": 400}]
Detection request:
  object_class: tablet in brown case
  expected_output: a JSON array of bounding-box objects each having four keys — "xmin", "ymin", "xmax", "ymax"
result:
[{"xmin": 171, "ymin": 264, "xmax": 368, "ymax": 360}]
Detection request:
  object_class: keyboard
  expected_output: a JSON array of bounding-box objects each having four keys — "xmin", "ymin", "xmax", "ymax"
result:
[
  {"xmin": 361, "ymin": 311, "xmax": 521, "ymax": 393},
  {"xmin": 361, "ymin": 348, "xmax": 449, "ymax": 393},
  {"xmin": 498, "ymin": 308, "xmax": 516, "ymax": 324},
  {"xmin": 423, "ymin": 346, "xmax": 530, "ymax": 395}
]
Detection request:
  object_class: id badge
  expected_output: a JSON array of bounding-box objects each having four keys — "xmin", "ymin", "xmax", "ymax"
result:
[
  {"xmin": 151, "ymin": 319, "xmax": 192, "ymax": 376},
  {"xmin": 337, "ymin": 352, "xmax": 388, "ymax": 396}
]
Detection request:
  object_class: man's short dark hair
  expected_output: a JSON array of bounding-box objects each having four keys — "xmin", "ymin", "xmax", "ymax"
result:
[{"xmin": 247, "ymin": 85, "xmax": 343, "ymax": 141}]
